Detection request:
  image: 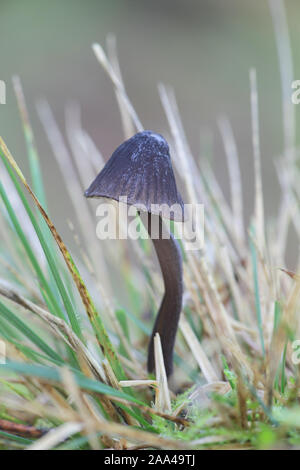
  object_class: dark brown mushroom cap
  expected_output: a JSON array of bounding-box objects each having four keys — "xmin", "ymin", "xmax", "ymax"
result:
[{"xmin": 84, "ymin": 130, "xmax": 185, "ymax": 221}]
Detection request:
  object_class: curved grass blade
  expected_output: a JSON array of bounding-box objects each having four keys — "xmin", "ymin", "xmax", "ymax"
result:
[
  {"xmin": 0, "ymin": 430, "xmax": 33, "ymax": 446},
  {"xmin": 12, "ymin": 77, "xmax": 77, "ymax": 310},
  {"xmin": 0, "ymin": 138, "xmax": 126, "ymax": 381},
  {"xmin": 0, "ymin": 178, "xmax": 67, "ymax": 323},
  {"xmin": 0, "ymin": 143, "xmax": 83, "ymax": 341},
  {"xmin": 0, "ymin": 300, "xmax": 63, "ymax": 363},
  {"xmin": 0, "ymin": 361, "xmax": 145, "ymax": 406}
]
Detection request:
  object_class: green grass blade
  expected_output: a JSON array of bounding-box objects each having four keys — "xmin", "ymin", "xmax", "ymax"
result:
[
  {"xmin": 0, "ymin": 149, "xmax": 83, "ymax": 341},
  {"xmin": 0, "ymin": 361, "xmax": 146, "ymax": 406},
  {"xmin": 281, "ymin": 341, "xmax": 288, "ymax": 394},
  {"xmin": 0, "ymin": 178, "xmax": 66, "ymax": 322},
  {"xmin": 0, "ymin": 430, "xmax": 33, "ymax": 446},
  {"xmin": 273, "ymin": 300, "xmax": 282, "ymax": 333},
  {"xmin": 13, "ymin": 76, "xmax": 48, "ymax": 211},
  {"xmin": 0, "ymin": 300, "xmax": 63, "ymax": 363},
  {"xmin": 0, "ymin": 138, "xmax": 126, "ymax": 382}
]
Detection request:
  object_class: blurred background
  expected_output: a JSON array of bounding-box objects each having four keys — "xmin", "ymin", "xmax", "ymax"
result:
[{"xmin": 0, "ymin": 0, "xmax": 299, "ymax": 264}]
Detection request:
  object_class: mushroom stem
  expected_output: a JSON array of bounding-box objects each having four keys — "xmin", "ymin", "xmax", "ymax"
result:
[{"xmin": 141, "ymin": 213, "xmax": 183, "ymax": 377}]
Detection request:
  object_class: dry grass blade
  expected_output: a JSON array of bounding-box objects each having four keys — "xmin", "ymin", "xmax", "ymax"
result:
[
  {"xmin": 154, "ymin": 333, "xmax": 171, "ymax": 413},
  {"xmin": 60, "ymin": 368, "xmax": 102, "ymax": 449},
  {"xmin": 0, "ymin": 419, "xmax": 47, "ymax": 438},
  {"xmin": 65, "ymin": 103, "xmax": 102, "ymax": 189},
  {"xmin": 280, "ymin": 269, "xmax": 300, "ymax": 282},
  {"xmin": 269, "ymin": 0, "xmax": 295, "ymax": 162},
  {"xmin": 89, "ymin": 418, "xmax": 191, "ymax": 450},
  {"xmin": 218, "ymin": 115, "xmax": 245, "ymax": 243},
  {"xmin": 249, "ymin": 68, "xmax": 265, "ymax": 253},
  {"xmin": 269, "ymin": 277, "xmax": 300, "ymax": 395},
  {"xmin": 179, "ymin": 315, "xmax": 218, "ymax": 383},
  {"xmin": 0, "ymin": 281, "xmax": 106, "ymax": 382},
  {"xmin": 106, "ymin": 34, "xmax": 136, "ymax": 139},
  {"xmin": 158, "ymin": 83, "xmax": 198, "ymax": 207},
  {"xmin": 36, "ymin": 99, "xmax": 110, "ymax": 295},
  {"xmin": 92, "ymin": 43, "xmax": 143, "ymax": 133},
  {"xmin": 119, "ymin": 380, "xmax": 157, "ymax": 388},
  {"xmin": 26, "ymin": 422, "xmax": 83, "ymax": 450}
]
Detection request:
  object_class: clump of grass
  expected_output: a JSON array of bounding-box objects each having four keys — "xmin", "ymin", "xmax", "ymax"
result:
[{"xmin": 0, "ymin": 1, "xmax": 300, "ymax": 450}]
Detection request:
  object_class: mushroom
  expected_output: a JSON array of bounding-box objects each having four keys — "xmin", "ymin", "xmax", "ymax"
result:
[{"xmin": 85, "ymin": 130, "xmax": 184, "ymax": 377}]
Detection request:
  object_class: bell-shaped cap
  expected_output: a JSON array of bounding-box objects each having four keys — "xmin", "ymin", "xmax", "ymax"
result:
[{"xmin": 85, "ymin": 130, "xmax": 185, "ymax": 221}]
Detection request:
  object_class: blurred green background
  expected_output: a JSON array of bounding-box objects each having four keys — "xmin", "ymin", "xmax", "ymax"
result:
[{"xmin": 0, "ymin": 0, "xmax": 299, "ymax": 261}]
